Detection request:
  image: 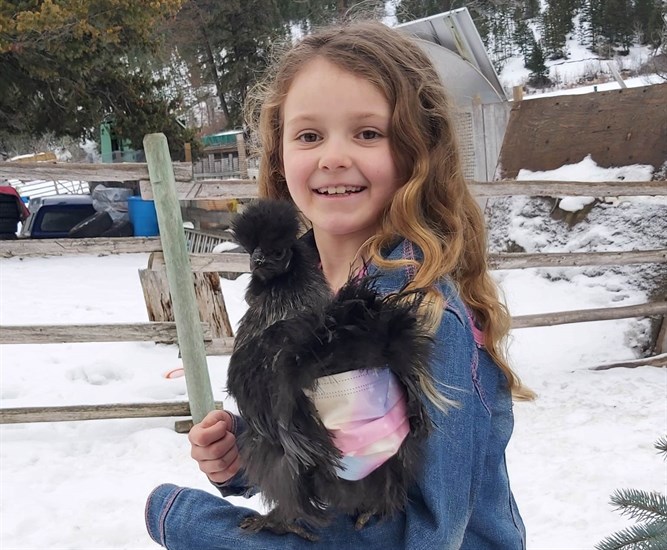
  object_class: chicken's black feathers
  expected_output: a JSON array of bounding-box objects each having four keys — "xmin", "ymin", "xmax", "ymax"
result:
[
  {"xmin": 231, "ymin": 199, "xmax": 300, "ymax": 258},
  {"xmin": 226, "ymin": 199, "xmax": 436, "ymax": 541}
]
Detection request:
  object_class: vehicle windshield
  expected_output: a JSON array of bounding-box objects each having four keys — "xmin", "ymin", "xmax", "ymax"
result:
[{"xmin": 40, "ymin": 208, "xmax": 94, "ymax": 232}]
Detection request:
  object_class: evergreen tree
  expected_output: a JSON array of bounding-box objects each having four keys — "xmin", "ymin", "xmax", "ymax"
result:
[
  {"xmin": 541, "ymin": 0, "xmax": 579, "ymax": 58},
  {"xmin": 395, "ymin": 0, "xmax": 459, "ymax": 23},
  {"xmin": 541, "ymin": 5, "xmax": 568, "ymax": 58},
  {"xmin": 584, "ymin": 0, "xmax": 606, "ymax": 49},
  {"xmin": 596, "ymin": 436, "xmax": 667, "ymax": 550},
  {"xmin": 396, "ymin": 0, "xmax": 492, "ymax": 45},
  {"xmin": 645, "ymin": 2, "xmax": 667, "ymax": 50},
  {"xmin": 523, "ymin": 0, "xmax": 541, "ymax": 20},
  {"xmin": 526, "ymin": 39, "xmax": 551, "ymax": 86},
  {"xmin": 604, "ymin": 0, "xmax": 634, "ymax": 53},
  {"xmin": 164, "ymin": 0, "xmax": 384, "ymax": 129},
  {"xmin": 635, "ymin": 0, "xmax": 665, "ymax": 47},
  {"xmin": 514, "ymin": 18, "xmax": 535, "ymax": 57},
  {"xmin": 0, "ymin": 0, "xmax": 197, "ymax": 159}
]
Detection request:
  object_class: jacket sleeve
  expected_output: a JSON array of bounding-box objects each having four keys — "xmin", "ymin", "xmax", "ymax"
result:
[
  {"xmin": 210, "ymin": 413, "xmax": 260, "ymax": 499},
  {"xmin": 404, "ymin": 306, "xmax": 492, "ymax": 549},
  {"xmin": 402, "ymin": 294, "xmax": 525, "ymax": 549}
]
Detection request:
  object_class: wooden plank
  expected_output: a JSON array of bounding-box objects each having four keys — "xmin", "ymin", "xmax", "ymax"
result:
[
  {"xmin": 590, "ymin": 352, "xmax": 667, "ymax": 370},
  {"xmin": 470, "ymin": 180, "xmax": 667, "ymax": 197},
  {"xmin": 139, "ymin": 179, "xmax": 259, "ymax": 201},
  {"xmin": 139, "ymin": 269, "xmax": 234, "ymax": 338},
  {"xmin": 205, "ymin": 337, "xmax": 235, "ymax": 355},
  {"xmin": 4, "ymin": 303, "xmax": 664, "ymax": 345},
  {"xmin": 498, "ymin": 84, "xmax": 667, "ymax": 178},
  {"xmin": 0, "ymin": 323, "xmax": 212, "ymax": 344},
  {"xmin": 140, "ymin": 179, "xmax": 259, "ymax": 200},
  {"xmin": 512, "ymin": 301, "xmax": 667, "ymax": 329},
  {"xmin": 0, "ymin": 401, "xmax": 224, "ymax": 424},
  {"xmin": 139, "ymin": 178, "xmax": 666, "ymax": 200},
  {"xmin": 0, "ymin": 237, "xmax": 162, "ymax": 258},
  {"xmin": 144, "ymin": 133, "xmax": 215, "ymax": 423},
  {"xmin": 151, "ymin": 251, "xmax": 249, "ymax": 273},
  {"xmin": 3, "ymin": 240, "xmax": 664, "ymax": 271},
  {"xmin": 488, "ymin": 249, "xmax": 667, "ymax": 269},
  {"xmin": 146, "ymin": 249, "xmax": 667, "ymax": 274},
  {"xmin": 0, "ymin": 161, "xmax": 193, "ymax": 182}
]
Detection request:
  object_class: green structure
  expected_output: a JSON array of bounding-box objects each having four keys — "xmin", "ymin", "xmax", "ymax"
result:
[
  {"xmin": 100, "ymin": 121, "xmax": 145, "ymax": 163},
  {"xmin": 200, "ymin": 129, "xmax": 243, "ymax": 148}
]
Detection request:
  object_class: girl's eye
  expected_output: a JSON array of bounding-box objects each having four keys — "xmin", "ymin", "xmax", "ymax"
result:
[
  {"xmin": 298, "ymin": 133, "xmax": 320, "ymax": 143},
  {"xmin": 359, "ymin": 130, "xmax": 381, "ymax": 140}
]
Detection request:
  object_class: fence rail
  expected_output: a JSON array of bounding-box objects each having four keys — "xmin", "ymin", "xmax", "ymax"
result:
[
  {"xmin": 3, "ymin": 303, "xmax": 665, "ymax": 346},
  {"xmin": 0, "ymin": 322, "xmax": 212, "ymax": 344},
  {"xmin": 137, "ymin": 178, "xmax": 667, "ymax": 201},
  {"xmin": 0, "ymin": 401, "xmax": 224, "ymax": 424}
]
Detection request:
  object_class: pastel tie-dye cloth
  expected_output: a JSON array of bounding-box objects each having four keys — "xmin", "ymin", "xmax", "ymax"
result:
[{"xmin": 306, "ymin": 368, "xmax": 409, "ymax": 481}]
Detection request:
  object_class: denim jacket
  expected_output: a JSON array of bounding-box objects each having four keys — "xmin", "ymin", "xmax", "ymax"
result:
[{"xmin": 145, "ymin": 238, "xmax": 525, "ymax": 550}]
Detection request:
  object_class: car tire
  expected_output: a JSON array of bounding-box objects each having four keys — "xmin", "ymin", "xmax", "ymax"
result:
[
  {"xmin": 68, "ymin": 211, "xmax": 113, "ymax": 238},
  {"xmin": 100, "ymin": 219, "xmax": 133, "ymax": 238}
]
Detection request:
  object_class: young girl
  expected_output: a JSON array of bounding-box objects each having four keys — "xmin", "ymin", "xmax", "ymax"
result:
[{"xmin": 145, "ymin": 20, "xmax": 533, "ymax": 550}]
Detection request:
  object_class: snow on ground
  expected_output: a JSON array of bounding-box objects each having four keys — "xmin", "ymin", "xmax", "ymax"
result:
[
  {"xmin": 498, "ymin": 12, "xmax": 659, "ymax": 97},
  {"xmin": 1, "ymin": 253, "xmax": 664, "ymax": 549}
]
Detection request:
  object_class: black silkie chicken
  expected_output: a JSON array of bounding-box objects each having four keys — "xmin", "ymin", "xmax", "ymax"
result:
[
  {"xmin": 229, "ymin": 199, "xmax": 331, "ymax": 350},
  {"xmin": 226, "ymin": 198, "xmax": 433, "ymax": 541}
]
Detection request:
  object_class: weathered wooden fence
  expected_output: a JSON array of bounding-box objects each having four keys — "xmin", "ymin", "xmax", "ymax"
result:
[{"xmin": 1, "ymin": 143, "xmax": 666, "ymax": 427}]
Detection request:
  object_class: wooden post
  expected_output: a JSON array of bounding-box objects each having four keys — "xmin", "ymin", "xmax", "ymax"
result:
[
  {"xmin": 236, "ymin": 132, "xmax": 248, "ymax": 179},
  {"xmin": 184, "ymin": 142, "xmax": 192, "ymax": 163},
  {"xmin": 512, "ymin": 85, "xmax": 524, "ymax": 102},
  {"xmin": 143, "ymin": 133, "xmax": 216, "ymax": 424}
]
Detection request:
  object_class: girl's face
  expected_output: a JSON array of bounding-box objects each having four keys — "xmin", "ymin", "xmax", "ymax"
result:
[{"xmin": 281, "ymin": 57, "xmax": 403, "ymax": 245}]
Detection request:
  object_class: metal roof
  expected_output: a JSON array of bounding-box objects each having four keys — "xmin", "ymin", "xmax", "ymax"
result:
[{"xmin": 396, "ymin": 8, "xmax": 507, "ymax": 102}]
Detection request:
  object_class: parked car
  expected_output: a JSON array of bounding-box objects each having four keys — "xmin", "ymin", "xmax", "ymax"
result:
[
  {"xmin": 20, "ymin": 194, "xmax": 134, "ymax": 239},
  {"xmin": 21, "ymin": 195, "xmax": 95, "ymax": 238}
]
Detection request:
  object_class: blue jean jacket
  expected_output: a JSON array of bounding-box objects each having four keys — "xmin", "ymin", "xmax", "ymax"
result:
[{"xmin": 145, "ymin": 239, "xmax": 526, "ymax": 549}]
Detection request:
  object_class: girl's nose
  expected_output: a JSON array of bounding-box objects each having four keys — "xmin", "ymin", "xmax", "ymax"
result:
[{"xmin": 318, "ymin": 139, "xmax": 352, "ymax": 171}]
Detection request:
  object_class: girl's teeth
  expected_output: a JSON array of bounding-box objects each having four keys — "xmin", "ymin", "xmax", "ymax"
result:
[{"xmin": 320, "ymin": 186, "xmax": 361, "ymax": 194}]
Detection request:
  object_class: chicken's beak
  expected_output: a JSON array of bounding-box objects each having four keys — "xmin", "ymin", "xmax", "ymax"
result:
[{"xmin": 250, "ymin": 248, "xmax": 265, "ymax": 269}]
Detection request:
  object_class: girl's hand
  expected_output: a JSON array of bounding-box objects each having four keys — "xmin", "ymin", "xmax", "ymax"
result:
[{"xmin": 188, "ymin": 410, "xmax": 241, "ymax": 484}]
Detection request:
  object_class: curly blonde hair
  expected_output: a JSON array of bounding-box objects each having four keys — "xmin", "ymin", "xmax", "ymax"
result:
[{"xmin": 246, "ymin": 21, "xmax": 534, "ymax": 401}]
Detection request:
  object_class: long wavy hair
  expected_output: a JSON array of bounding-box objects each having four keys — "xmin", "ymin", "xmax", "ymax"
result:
[{"xmin": 246, "ymin": 21, "xmax": 534, "ymax": 400}]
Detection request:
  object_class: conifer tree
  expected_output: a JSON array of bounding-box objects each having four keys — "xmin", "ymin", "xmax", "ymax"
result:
[
  {"xmin": 604, "ymin": 0, "xmax": 634, "ymax": 53},
  {"xmin": 523, "ymin": 0, "xmax": 541, "ymax": 20},
  {"xmin": 0, "ymin": 0, "xmax": 199, "ymax": 159},
  {"xmin": 526, "ymin": 39, "xmax": 551, "ymax": 86},
  {"xmin": 541, "ymin": 0, "xmax": 579, "ymax": 58},
  {"xmin": 635, "ymin": 0, "xmax": 666, "ymax": 47},
  {"xmin": 164, "ymin": 0, "xmax": 384, "ymax": 129},
  {"xmin": 596, "ymin": 436, "xmax": 667, "ymax": 550},
  {"xmin": 514, "ymin": 18, "xmax": 535, "ymax": 57},
  {"xmin": 584, "ymin": 0, "xmax": 606, "ymax": 49}
]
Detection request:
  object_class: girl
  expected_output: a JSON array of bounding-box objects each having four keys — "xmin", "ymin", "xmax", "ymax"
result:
[{"xmin": 145, "ymin": 20, "xmax": 533, "ymax": 550}]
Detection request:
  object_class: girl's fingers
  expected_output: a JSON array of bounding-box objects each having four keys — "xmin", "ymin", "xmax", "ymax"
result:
[
  {"xmin": 199, "ymin": 453, "xmax": 241, "ymax": 483},
  {"xmin": 188, "ymin": 410, "xmax": 231, "ymax": 447},
  {"xmin": 191, "ymin": 430, "xmax": 237, "ymax": 462}
]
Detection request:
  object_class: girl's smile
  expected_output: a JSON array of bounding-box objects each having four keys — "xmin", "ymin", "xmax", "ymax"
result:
[{"xmin": 281, "ymin": 57, "xmax": 403, "ymax": 248}]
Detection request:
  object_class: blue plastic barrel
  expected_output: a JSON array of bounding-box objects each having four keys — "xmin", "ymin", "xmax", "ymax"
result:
[{"xmin": 127, "ymin": 196, "xmax": 159, "ymax": 237}]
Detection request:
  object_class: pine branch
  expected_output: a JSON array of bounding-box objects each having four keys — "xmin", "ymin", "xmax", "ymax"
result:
[
  {"xmin": 655, "ymin": 435, "xmax": 667, "ymax": 458},
  {"xmin": 595, "ymin": 521, "xmax": 667, "ymax": 550},
  {"xmin": 610, "ymin": 489, "xmax": 667, "ymax": 523}
]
